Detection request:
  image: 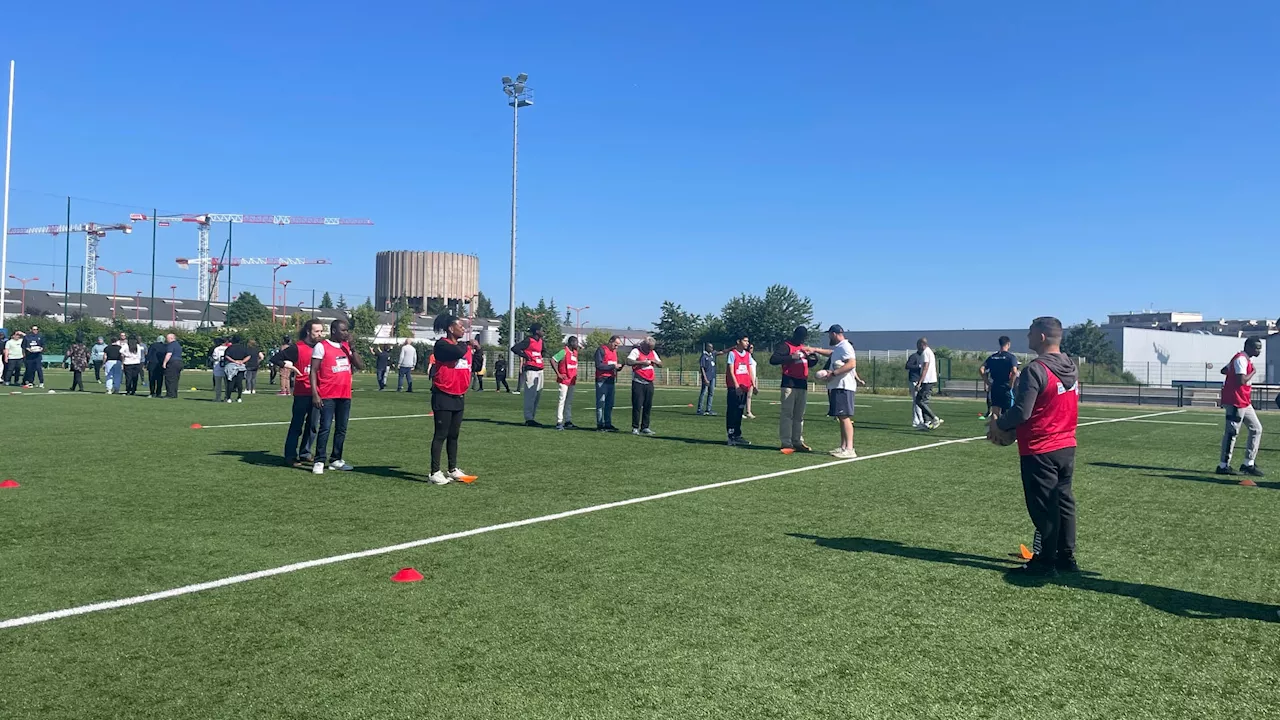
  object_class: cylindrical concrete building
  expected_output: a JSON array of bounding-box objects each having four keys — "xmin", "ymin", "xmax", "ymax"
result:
[{"xmin": 375, "ymin": 251, "xmax": 479, "ymax": 313}]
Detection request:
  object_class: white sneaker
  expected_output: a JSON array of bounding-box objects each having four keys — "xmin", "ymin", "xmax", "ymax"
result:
[
  {"xmin": 448, "ymin": 468, "xmax": 468, "ymax": 480},
  {"xmin": 830, "ymin": 448, "xmax": 857, "ymax": 459},
  {"xmin": 428, "ymin": 471, "xmax": 452, "ymax": 485},
  {"xmin": 329, "ymin": 460, "xmax": 353, "ymax": 471},
  {"xmin": 632, "ymin": 429, "xmax": 641, "ymax": 435},
  {"xmin": 312, "ymin": 462, "xmax": 325, "ymax": 475},
  {"xmin": 930, "ymin": 418, "xmax": 945, "ymax": 429},
  {"xmin": 829, "ymin": 448, "xmax": 846, "ymax": 456},
  {"xmin": 236, "ymin": 398, "xmax": 243, "ymax": 403}
]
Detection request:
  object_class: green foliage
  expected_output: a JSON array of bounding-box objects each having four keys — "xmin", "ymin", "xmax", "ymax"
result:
[
  {"xmin": 474, "ymin": 292, "xmax": 496, "ymax": 319},
  {"xmin": 391, "ymin": 299, "xmax": 413, "ymax": 338},
  {"xmin": 1063, "ymin": 319, "xmax": 1121, "ymax": 367},
  {"xmin": 698, "ymin": 314, "xmax": 729, "ymax": 349},
  {"xmin": 582, "ymin": 328, "xmax": 612, "ymax": 353},
  {"xmin": 498, "ymin": 298, "xmax": 564, "ymax": 350},
  {"xmin": 336, "ymin": 294, "xmax": 348, "ymax": 310},
  {"xmin": 653, "ymin": 301, "xmax": 704, "ymax": 356},
  {"xmin": 226, "ymin": 292, "xmax": 271, "ymax": 326},
  {"xmin": 319, "ymin": 292, "xmax": 333, "ymax": 309},
  {"xmin": 348, "ymin": 299, "xmax": 380, "ymax": 338}
]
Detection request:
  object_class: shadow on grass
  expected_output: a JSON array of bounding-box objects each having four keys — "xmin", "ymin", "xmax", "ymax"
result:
[
  {"xmin": 465, "ymin": 417, "xmax": 778, "ymax": 450},
  {"xmin": 787, "ymin": 534, "xmax": 1279, "ymax": 623},
  {"xmin": 1142, "ymin": 472, "xmax": 1280, "ymax": 491},
  {"xmin": 1091, "ymin": 461, "xmax": 1205, "ymax": 474},
  {"xmin": 210, "ymin": 450, "xmax": 429, "ymax": 483}
]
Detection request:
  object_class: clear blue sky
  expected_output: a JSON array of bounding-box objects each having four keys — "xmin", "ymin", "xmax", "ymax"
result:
[{"xmin": 1, "ymin": 1, "xmax": 1277, "ymax": 330}]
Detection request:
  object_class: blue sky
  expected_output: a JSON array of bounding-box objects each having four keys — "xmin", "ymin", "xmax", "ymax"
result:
[{"xmin": 1, "ymin": 1, "xmax": 1276, "ymax": 330}]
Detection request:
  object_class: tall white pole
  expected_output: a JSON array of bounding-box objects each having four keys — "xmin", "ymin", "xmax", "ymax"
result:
[
  {"xmin": 507, "ymin": 96, "xmax": 518, "ymax": 372},
  {"xmin": 0, "ymin": 61, "xmax": 13, "ymax": 327}
]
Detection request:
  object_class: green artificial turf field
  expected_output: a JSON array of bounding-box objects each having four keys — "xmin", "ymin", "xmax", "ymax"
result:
[{"xmin": 2, "ymin": 370, "xmax": 1277, "ymax": 719}]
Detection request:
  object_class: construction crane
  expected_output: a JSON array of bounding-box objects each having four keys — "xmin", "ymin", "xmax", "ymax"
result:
[
  {"xmin": 174, "ymin": 256, "xmax": 330, "ymax": 305},
  {"xmin": 132, "ymin": 212, "xmax": 372, "ymax": 301},
  {"xmin": 6, "ymin": 222, "xmax": 134, "ymax": 293}
]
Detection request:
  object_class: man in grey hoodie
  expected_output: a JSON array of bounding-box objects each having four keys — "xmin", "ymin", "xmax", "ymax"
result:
[{"xmin": 990, "ymin": 316, "xmax": 1080, "ymax": 577}]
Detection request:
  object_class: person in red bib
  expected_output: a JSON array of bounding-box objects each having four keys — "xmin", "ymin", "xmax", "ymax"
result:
[
  {"xmin": 271, "ymin": 319, "xmax": 324, "ymax": 468},
  {"xmin": 725, "ymin": 333, "xmax": 754, "ymax": 446},
  {"xmin": 510, "ymin": 323, "xmax": 547, "ymax": 427},
  {"xmin": 769, "ymin": 325, "xmax": 820, "ymax": 452},
  {"xmin": 989, "ymin": 316, "xmax": 1080, "ymax": 576},
  {"xmin": 428, "ymin": 313, "xmax": 473, "ymax": 485},
  {"xmin": 553, "ymin": 336, "xmax": 581, "ymax": 431},
  {"xmin": 309, "ymin": 319, "xmax": 363, "ymax": 475},
  {"xmin": 594, "ymin": 335, "xmax": 624, "ymax": 431},
  {"xmin": 1217, "ymin": 336, "xmax": 1265, "ymax": 477},
  {"xmin": 626, "ymin": 336, "xmax": 663, "ymax": 435}
]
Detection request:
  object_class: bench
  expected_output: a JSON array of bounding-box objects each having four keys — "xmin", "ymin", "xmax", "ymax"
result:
[{"xmin": 41, "ymin": 354, "xmax": 66, "ymax": 368}]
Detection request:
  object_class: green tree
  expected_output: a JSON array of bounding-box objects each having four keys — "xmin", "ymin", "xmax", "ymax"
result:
[
  {"xmin": 1062, "ymin": 319, "xmax": 1121, "ymax": 366},
  {"xmin": 498, "ymin": 298, "xmax": 564, "ymax": 350},
  {"xmin": 583, "ymin": 328, "xmax": 611, "ymax": 352},
  {"xmin": 226, "ymin": 292, "xmax": 271, "ymax": 326},
  {"xmin": 757, "ymin": 284, "xmax": 815, "ymax": 346},
  {"xmin": 719, "ymin": 293, "xmax": 764, "ymax": 345},
  {"xmin": 348, "ymin": 298, "xmax": 380, "ymax": 338},
  {"xmin": 653, "ymin": 301, "xmax": 704, "ymax": 355},
  {"xmin": 391, "ymin": 299, "xmax": 413, "ymax": 337},
  {"xmin": 475, "ymin": 292, "xmax": 496, "ymax": 318},
  {"xmin": 319, "ymin": 292, "xmax": 333, "ymax": 309},
  {"xmin": 336, "ymin": 294, "xmax": 348, "ymax": 310}
]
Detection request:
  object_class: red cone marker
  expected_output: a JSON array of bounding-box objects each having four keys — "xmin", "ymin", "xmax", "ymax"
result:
[
  {"xmin": 0, "ymin": 479, "xmax": 19, "ymax": 488},
  {"xmin": 391, "ymin": 567, "xmax": 424, "ymax": 583},
  {"xmin": 190, "ymin": 423, "xmax": 203, "ymax": 429}
]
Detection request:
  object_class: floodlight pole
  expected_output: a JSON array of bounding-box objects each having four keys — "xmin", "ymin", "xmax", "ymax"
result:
[{"xmin": 503, "ymin": 73, "xmax": 532, "ymax": 373}]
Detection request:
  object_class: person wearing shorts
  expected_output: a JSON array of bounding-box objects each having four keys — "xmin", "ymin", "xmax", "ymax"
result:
[
  {"xmin": 811, "ymin": 324, "xmax": 860, "ymax": 459},
  {"xmin": 981, "ymin": 336, "xmax": 1020, "ymax": 419}
]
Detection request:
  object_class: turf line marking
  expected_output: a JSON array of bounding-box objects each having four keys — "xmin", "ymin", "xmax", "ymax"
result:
[
  {"xmin": 0, "ymin": 409, "xmax": 1184, "ymax": 631},
  {"xmin": 1079, "ymin": 415, "xmax": 1216, "ymax": 427}
]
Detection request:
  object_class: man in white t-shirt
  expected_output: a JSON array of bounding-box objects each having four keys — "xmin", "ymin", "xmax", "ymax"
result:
[
  {"xmin": 812, "ymin": 324, "xmax": 862, "ymax": 459},
  {"xmin": 397, "ymin": 339, "xmax": 418, "ymax": 392},
  {"xmin": 914, "ymin": 337, "xmax": 942, "ymax": 430}
]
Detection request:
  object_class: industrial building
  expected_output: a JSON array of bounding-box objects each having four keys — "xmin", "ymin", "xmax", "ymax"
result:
[
  {"xmin": 1105, "ymin": 310, "xmax": 1275, "ymax": 336},
  {"xmin": 374, "ymin": 251, "xmax": 479, "ymax": 314}
]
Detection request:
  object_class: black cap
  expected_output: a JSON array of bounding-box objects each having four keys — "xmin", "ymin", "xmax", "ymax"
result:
[{"xmin": 825, "ymin": 324, "xmax": 844, "ymax": 334}]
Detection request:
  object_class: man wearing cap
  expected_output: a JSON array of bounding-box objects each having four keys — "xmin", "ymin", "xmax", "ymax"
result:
[
  {"xmin": 812, "ymin": 324, "xmax": 861, "ymax": 458},
  {"xmin": 510, "ymin": 323, "xmax": 547, "ymax": 427},
  {"xmin": 770, "ymin": 325, "xmax": 819, "ymax": 452}
]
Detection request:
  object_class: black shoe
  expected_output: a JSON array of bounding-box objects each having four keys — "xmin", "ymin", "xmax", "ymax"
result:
[
  {"xmin": 564, "ymin": 422, "xmax": 577, "ymax": 429},
  {"xmin": 1241, "ymin": 465, "xmax": 1266, "ymax": 477},
  {"xmin": 1009, "ymin": 556, "xmax": 1058, "ymax": 578},
  {"xmin": 1215, "ymin": 465, "xmax": 1240, "ymax": 476},
  {"xmin": 525, "ymin": 420, "xmax": 542, "ymax": 428},
  {"xmin": 1054, "ymin": 555, "xmax": 1080, "ymax": 573},
  {"xmin": 604, "ymin": 425, "xmax": 620, "ymax": 433}
]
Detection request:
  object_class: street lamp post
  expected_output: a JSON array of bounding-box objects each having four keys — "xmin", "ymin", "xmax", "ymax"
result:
[
  {"xmin": 98, "ymin": 266, "xmax": 132, "ymax": 319},
  {"xmin": 169, "ymin": 285, "xmax": 177, "ymax": 326},
  {"xmin": 271, "ymin": 262, "xmax": 288, "ymax": 323},
  {"xmin": 135, "ymin": 290, "xmax": 143, "ymax": 321},
  {"xmin": 278, "ymin": 279, "xmax": 292, "ymax": 325},
  {"xmin": 501, "ymin": 72, "xmax": 533, "ymax": 371},
  {"xmin": 7, "ymin": 275, "xmax": 36, "ymax": 316},
  {"xmin": 567, "ymin": 304, "xmax": 590, "ymax": 343}
]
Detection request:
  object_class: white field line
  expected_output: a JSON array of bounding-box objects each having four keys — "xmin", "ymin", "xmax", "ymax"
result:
[
  {"xmin": 0, "ymin": 409, "xmax": 1186, "ymax": 630},
  {"xmin": 1079, "ymin": 415, "xmax": 1217, "ymax": 427},
  {"xmin": 195, "ymin": 405, "xmax": 696, "ymax": 430}
]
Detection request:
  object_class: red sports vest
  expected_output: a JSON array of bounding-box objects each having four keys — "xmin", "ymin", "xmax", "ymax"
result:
[
  {"xmin": 1220, "ymin": 352, "xmax": 1253, "ymax": 409},
  {"xmin": 782, "ymin": 341, "xmax": 808, "ymax": 381},
  {"xmin": 727, "ymin": 349, "xmax": 754, "ymax": 390},
  {"xmin": 292, "ymin": 341, "xmax": 315, "ymax": 395},
  {"xmin": 524, "ymin": 337, "xmax": 544, "ymax": 370},
  {"xmin": 557, "ymin": 348, "xmax": 578, "ymax": 385},
  {"xmin": 1016, "ymin": 361, "xmax": 1079, "ymax": 457},
  {"xmin": 433, "ymin": 341, "xmax": 472, "ymax": 396},
  {"xmin": 315, "ymin": 341, "xmax": 353, "ymax": 399},
  {"xmin": 632, "ymin": 349, "xmax": 656, "ymax": 382},
  {"xmin": 598, "ymin": 347, "xmax": 618, "ymax": 380}
]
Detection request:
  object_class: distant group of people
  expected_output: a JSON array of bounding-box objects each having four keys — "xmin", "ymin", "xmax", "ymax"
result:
[
  {"xmin": 208, "ymin": 336, "xmax": 267, "ymax": 402},
  {"xmin": 1, "ymin": 324, "xmax": 48, "ymax": 387},
  {"xmin": 53, "ymin": 331, "xmax": 185, "ymax": 397}
]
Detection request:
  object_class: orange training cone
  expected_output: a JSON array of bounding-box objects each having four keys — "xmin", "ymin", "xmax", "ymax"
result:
[
  {"xmin": 455, "ymin": 474, "xmax": 478, "ymax": 484},
  {"xmin": 190, "ymin": 423, "xmax": 203, "ymax": 429},
  {"xmin": 0, "ymin": 479, "xmax": 19, "ymax": 488},
  {"xmin": 1241, "ymin": 478, "xmax": 1258, "ymax": 487},
  {"xmin": 780, "ymin": 448, "xmax": 795, "ymax": 455},
  {"xmin": 391, "ymin": 567, "xmax": 424, "ymax": 582},
  {"xmin": 1019, "ymin": 544, "xmax": 1034, "ymax": 560}
]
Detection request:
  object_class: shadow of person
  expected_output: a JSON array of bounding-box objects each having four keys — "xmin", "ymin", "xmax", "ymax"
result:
[
  {"xmin": 465, "ymin": 417, "xmax": 776, "ymax": 450},
  {"xmin": 1144, "ymin": 472, "xmax": 1280, "ymax": 491},
  {"xmin": 1091, "ymin": 461, "xmax": 1205, "ymax": 474},
  {"xmin": 211, "ymin": 449, "xmax": 287, "ymax": 468},
  {"xmin": 786, "ymin": 534, "xmax": 1279, "ymax": 623}
]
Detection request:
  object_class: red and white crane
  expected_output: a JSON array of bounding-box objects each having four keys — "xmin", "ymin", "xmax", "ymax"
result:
[
  {"xmin": 6, "ymin": 222, "xmax": 133, "ymax": 293},
  {"xmin": 175, "ymin": 256, "xmax": 330, "ymax": 308},
  {"xmin": 132, "ymin": 212, "xmax": 372, "ymax": 301}
]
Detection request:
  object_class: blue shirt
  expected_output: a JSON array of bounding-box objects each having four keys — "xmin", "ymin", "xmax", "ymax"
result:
[
  {"xmin": 699, "ymin": 351, "xmax": 717, "ymax": 377},
  {"xmin": 164, "ymin": 341, "xmax": 183, "ymax": 365},
  {"xmin": 983, "ymin": 351, "xmax": 1019, "ymax": 391}
]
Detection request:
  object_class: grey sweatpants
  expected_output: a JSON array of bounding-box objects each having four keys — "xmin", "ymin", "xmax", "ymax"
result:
[
  {"xmin": 1221, "ymin": 404, "xmax": 1262, "ymax": 467},
  {"xmin": 779, "ymin": 386, "xmax": 807, "ymax": 448},
  {"xmin": 523, "ymin": 369, "xmax": 545, "ymax": 421}
]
